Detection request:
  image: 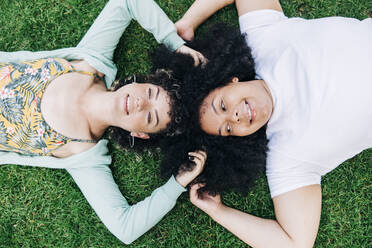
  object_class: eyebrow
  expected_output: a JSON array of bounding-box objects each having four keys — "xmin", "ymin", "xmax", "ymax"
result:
[
  {"xmin": 211, "ymin": 97, "xmax": 217, "ymax": 114},
  {"xmin": 212, "ymin": 98, "xmax": 222, "ymax": 135},
  {"xmin": 155, "ymin": 87, "xmax": 160, "ymax": 100},
  {"xmin": 155, "ymin": 109, "xmax": 159, "ymax": 127}
]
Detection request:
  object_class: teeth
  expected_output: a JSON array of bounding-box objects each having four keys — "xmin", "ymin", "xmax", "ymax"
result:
[
  {"xmin": 247, "ymin": 106, "xmax": 252, "ymax": 121},
  {"xmin": 245, "ymin": 100, "xmax": 252, "ymax": 121},
  {"xmin": 127, "ymin": 96, "xmax": 130, "ymax": 114}
]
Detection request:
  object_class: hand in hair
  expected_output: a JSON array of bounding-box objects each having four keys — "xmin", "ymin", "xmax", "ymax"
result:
[
  {"xmin": 190, "ymin": 183, "xmax": 222, "ymax": 215},
  {"xmin": 176, "ymin": 45, "xmax": 207, "ymax": 66},
  {"xmin": 175, "ymin": 150, "xmax": 207, "ymax": 187}
]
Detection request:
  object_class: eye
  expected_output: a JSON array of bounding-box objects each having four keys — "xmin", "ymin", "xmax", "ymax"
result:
[
  {"xmin": 226, "ymin": 123, "xmax": 231, "ymax": 134},
  {"xmin": 147, "ymin": 112, "xmax": 152, "ymax": 124},
  {"xmin": 221, "ymin": 99, "xmax": 226, "ymax": 111},
  {"xmin": 148, "ymin": 88, "xmax": 152, "ymax": 98}
]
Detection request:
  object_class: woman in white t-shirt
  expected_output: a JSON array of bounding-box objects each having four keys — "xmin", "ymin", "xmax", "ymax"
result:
[{"xmin": 167, "ymin": 0, "xmax": 372, "ymax": 247}]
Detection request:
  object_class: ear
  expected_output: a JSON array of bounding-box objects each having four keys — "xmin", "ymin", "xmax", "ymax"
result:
[
  {"xmin": 232, "ymin": 77, "xmax": 239, "ymax": 83},
  {"xmin": 130, "ymin": 131, "xmax": 150, "ymax": 140}
]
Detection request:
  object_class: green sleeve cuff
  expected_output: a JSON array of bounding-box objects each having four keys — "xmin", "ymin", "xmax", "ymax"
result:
[
  {"xmin": 161, "ymin": 175, "xmax": 187, "ymax": 201},
  {"xmin": 162, "ymin": 31, "xmax": 185, "ymax": 52}
]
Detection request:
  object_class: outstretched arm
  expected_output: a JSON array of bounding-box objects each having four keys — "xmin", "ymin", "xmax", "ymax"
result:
[
  {"xmin": 77, "ymin": 0, "xmax": 185, "ymax": 61},
  {"xmin": 78, "ymin": 0, "xmax": 205, "ymax": 68},
  {"xmin": 190, "ymin": 184, "xmax": 321, "ymax": 248},
  {"xmin": 67, "ymin": 165, "xmax": 183, "ymax": 244},
  {"xmin": 176, "ymin": 0, "xmax": 282, "ymax": 41},
  {"xmin": 66, "ymin": 150, "xmax": 206, "ymax": 244}
]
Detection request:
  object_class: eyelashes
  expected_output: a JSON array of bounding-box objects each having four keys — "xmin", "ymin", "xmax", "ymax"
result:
[
  {"xmin": 148, "ymin": 88, "xmax": 152, "ymax": 98},
  {"xmin": 221, "ymin": 99, "xmax": 226, "ymax": 111}
]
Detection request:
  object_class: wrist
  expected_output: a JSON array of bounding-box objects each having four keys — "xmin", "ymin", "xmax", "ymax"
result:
[
  {"xmin": 163, "ymin": 176, "xmax": 187, "ymax": 201},
  {"xmin": 206, "ymin": 202, "xmax": 227, "ymax": 219},
  {"xmin": 175, "ymin": 174, "xmax": 188, "ymax": 188}
]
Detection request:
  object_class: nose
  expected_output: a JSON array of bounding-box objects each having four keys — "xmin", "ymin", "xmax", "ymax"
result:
[
  {"xmin": 229, "ymin": 110, "xmax": 240, "ymax": 123},
  {"xmin": 136, "ymin": 97, "xmax": 150, "ymax": 112}
]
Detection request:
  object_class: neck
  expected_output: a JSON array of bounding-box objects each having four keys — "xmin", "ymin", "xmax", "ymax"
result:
[{"xmin": 80, "ymin": 86, "xmax": 116, "ymax": 138}]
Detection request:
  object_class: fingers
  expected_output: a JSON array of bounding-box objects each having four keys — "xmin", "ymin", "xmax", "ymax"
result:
[
  {"xmin": 188, "ymin": 150, "xmax": 207, "ymax": 178},
  {"xmin": 190, "ymin": 183, "xmax": 203, "ymax": 192},
  {"xmin": 175, "ymin": 150, "xmax": 208, "ymax": 187},
  {"xmin": 196, "ymin": 52, "xmax": 208, "ymax": 67},
  {"xmin": 189, "ymin": 150, "xmax": 207, "ymax": 160},
  {"xmin": 188, "ymin": 150, "xmax": 207, "ymax": 166},
  {"xmin": 189, "ymin": 183, "xmax": 205, "ymax": 200},
  {"xmin": 190, "ymin": 52, "xmax": 200, "ymax": 67},
  {"xmin": 176, "ymin": 45, "xmax": 207, "ymax": 67},
  {"xmin": 189, "ymin": 184, "xmax": 199, "ymax": 203},
  {"xmin": 191, "ymin": 51, "xmax": 207, "ymax": 67}
]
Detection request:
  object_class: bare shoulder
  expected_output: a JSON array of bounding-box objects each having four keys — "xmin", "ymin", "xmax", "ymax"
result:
[{"xmin": 70, "ymin": 60, "xmax": 104, "ymax": 78}]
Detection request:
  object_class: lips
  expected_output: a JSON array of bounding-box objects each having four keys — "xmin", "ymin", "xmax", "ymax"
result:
[
  {"xmin": 124, "ymin": 95, "xmax": 130, "ymax": 115},
  {"xmin": 244, "ymin": 99, "xmax": 256, "ymax": 123}
]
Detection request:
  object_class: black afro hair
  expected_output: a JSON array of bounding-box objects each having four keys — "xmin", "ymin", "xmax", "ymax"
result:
[{"xmin": 153, "ymin": 23, "xmax": 268, "ymax": 195}]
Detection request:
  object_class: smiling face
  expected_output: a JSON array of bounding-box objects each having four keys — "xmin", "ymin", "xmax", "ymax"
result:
[
  {"xmin": 114, "ymin": 82, "xmax": 171, "ymax": 136},
  {"xmin": 199, "ymin": 78, "xmax": 273, "ymax": 136}
]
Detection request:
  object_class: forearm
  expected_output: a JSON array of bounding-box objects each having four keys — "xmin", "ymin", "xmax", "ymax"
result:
[
  {"xmin": 125, "ymin": 0, "xmax": 185, "ymax": 51},
  {"xmin": 114, "ymin": 176, "xmax": 186, "ymax": 244},
  {"xmin": 77, "ymin": 0, "xmax": 184, "ymax": 60},
  {"xmin": 179, "ymin": 0, "xmax": 234, "ymax": 30},
  {"xmin": 209, "ymin": 205, "xmax": 297, "ymax": 248},
  {"xmin": 68, "ymin": 165, "xmax": 186, "ymax": 245},
  {"xmin": 191, "ymin": 186, "xmax": 320, "ymax": 247}
]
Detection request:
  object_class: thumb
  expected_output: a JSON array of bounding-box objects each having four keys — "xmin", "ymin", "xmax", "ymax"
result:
[
  {"xmin": 190, "ymin": 183, "xmax": 202, "ymax": 195},
  {"xmin": 190, "ymin": 183, "xmax": 207, "ymax": 199}
]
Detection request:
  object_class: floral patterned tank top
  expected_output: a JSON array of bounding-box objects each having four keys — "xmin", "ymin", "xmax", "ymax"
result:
[{"xmin": 0, "ymin": 58, "xmax": 102, "ymax": 156}]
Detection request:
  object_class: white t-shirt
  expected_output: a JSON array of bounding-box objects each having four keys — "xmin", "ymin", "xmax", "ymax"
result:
[{"xmin": 239, "ymin": 10, "xmax": 372, "ymax": 197}]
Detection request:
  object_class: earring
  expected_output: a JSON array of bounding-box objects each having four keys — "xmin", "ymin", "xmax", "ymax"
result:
[{"xmin": 128, "ymin": 134, "xmax": 135, "ymax": 148}]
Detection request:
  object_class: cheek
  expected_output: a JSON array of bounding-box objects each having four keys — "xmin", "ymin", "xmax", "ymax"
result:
[
  {"xmin": 233, "ymin": 123, "xmax": 254, "ymax": 136},
  {"xmin": 200, "ymin": 113, "xmax": 219, "ymax": 135},
  {"xmin": 127, "ymin": 113, "xmax": 145, "ymax": 128},
  {"xmin": 128, "ymin": 84, "xmax": 146, "ymax": 97}
]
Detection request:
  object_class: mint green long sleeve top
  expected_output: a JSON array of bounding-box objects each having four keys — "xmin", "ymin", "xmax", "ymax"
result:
[{"xmin": 0, "ymin": 0, "xmax": 186, "ymax": 244}]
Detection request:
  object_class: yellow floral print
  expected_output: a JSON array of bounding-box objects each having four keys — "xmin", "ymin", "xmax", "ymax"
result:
[{"xmin": 0, "ymin": 58, "xmax": 95, "ymax": 156}]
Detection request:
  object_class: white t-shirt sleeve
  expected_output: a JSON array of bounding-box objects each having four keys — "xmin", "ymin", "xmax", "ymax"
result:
[
  {"xmin": 266, "ymin": 150, "xmax": 321, "ymax": 198},
  {"xmin": 239, "ymin": 9, "xmax": 287, "ymax": 33}
]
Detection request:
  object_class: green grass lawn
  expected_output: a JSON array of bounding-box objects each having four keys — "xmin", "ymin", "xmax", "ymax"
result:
[{"xmin": 0, "ymin": 0, "xmax": 371, "ymax": 247}]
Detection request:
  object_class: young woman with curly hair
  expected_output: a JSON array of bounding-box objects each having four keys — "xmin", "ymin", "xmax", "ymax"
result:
[
  {"xmin": 158, "ymin": 0, "xmax": 372, "ymax": 247},
  {"xmin": 155, "ymin": 24, "xmax": 268, "ymax": 196},
  {"xmin": 0, "ymin": 0, "xmax": 207, "ymax": 244}
]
